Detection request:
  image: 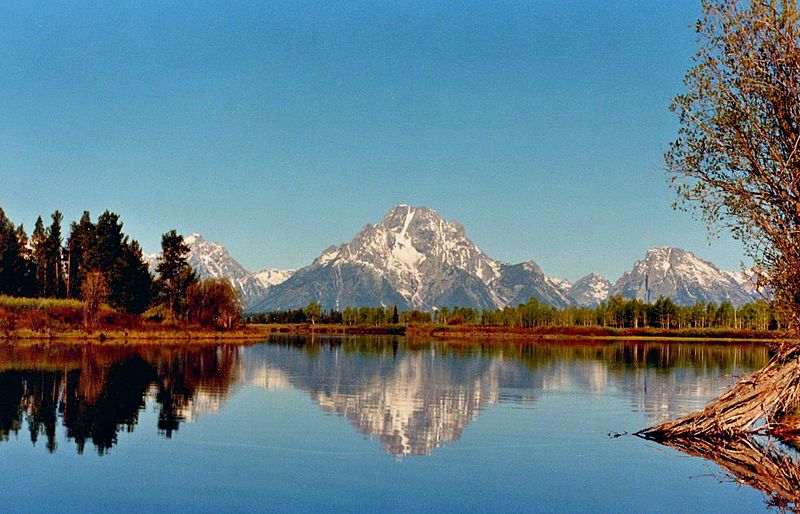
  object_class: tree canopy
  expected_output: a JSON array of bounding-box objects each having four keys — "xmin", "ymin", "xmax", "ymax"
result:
[{"xmin": 667, "ymin": 0, "xmax": 800, "ymax": 330}]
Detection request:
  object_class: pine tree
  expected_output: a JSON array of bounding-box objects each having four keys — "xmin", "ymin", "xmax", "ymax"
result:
[
  {"xmin": 0, "ymin": 208, "xmax": 22, "ymax": 295},
  {"xmin": 66, "ymin": 211, "xmax": 96, "ymax": 299},
  {"xmin": 156, "ymin": 230, "xmax": 196, "ymax": 319},
  {"xmin": 114, "ymin": 239, "xmax": 152, "ymax": 314},
  {"xmin": 44, "ymin": 211, "xmax": 65, "ymax": 298},
  {"xmin": 13, "ymin": 223, "xmax": 36, "ymax": 297},
  {"xmin": 31, "ymin": 216, "xmax": 48, "ymax": 297},
  {"xmin": 87, "ymin": 211, "xmax": 153, "ymax": 313}
]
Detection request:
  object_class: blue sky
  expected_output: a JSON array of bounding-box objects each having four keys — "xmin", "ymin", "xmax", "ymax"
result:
[{"xmin": 0, "ymin": 1, "xmax": 750, "ymax": 280}]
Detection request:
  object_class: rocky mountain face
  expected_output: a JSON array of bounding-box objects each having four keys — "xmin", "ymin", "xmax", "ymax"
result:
[
  {"xmin": 182, "ymin": 234, "xmax": 270, "ymax": 309},
  {"xmin": 490, "ymin": 261, "xmax": 571, "ymax": 308},
  {"xmin": 254, "ymin": 268, "xmax": 295, "ymax": 288},
  {"xmin": 146, "ymin": 234, "xmax": 293, "ymax": 310},
  {"xmin": 150, "ymin": 207, "xmax": 762, "ymax": 312},
  {"xmin": 608, "ymin": 247, "xmax": 759, "ymax": 307},
  {"xmin": 566, "ymin": 273, "xmax": 611, "ymax": 307},
  {"xmin": 252, "ymin": 205, "xmax": 567, "ymax": 312}
]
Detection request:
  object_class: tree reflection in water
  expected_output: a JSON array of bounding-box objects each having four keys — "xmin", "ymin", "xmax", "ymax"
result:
[
  {"xmin": 0, "ymin": 344, "xmax": 239, "ymax": 454},
  {"xmin": 0, "ymin": 338, "xmax": 778, "ymax": 463},
  {"xmin": 645, "ymin": 435, "xmax": 800, "ymax": 513}
]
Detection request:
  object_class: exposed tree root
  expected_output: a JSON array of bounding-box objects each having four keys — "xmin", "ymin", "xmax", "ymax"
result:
[{"xmin": 637, "ymin": 344, "xmax": 800, "ymax": 439}]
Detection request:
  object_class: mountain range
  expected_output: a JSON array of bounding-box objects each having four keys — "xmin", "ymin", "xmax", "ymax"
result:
[
  {"xmin": 144, "ymin": 235, "xmax": 294, "ymax": 309},
  {"xmin": 148, "ymin": 205, "xmax": 763, "ymax": 311}
]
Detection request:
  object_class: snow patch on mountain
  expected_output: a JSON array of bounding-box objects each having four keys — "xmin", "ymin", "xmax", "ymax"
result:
[
  {"xmin": 566, "ymin": 273, "xmax": 611, "ymax": 307},
  {"xmin": 143, "ymin": 253, "xmax": 160, "ymax": 274},
  {"xmin": 254, "ymin": 205, "xmax": 567, "ymax": 311},
  {"xmin": 254, "ymin": 268, "xmax": 295, "ymax": 288},
  {"xmin": 181, "ymin": 234, "xmax": 269, "ymax": 309},
  {"xmin": 610, "ymin": 247, "xmax": 758, "ymax": 306},
  {"xmin": 146, "ymin": 234, "xmax": 289, "ymax": 310}
]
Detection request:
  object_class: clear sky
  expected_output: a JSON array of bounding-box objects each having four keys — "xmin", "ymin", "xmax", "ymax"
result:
[{"xmin": 0, "ymin": 0, "xmax": 750, "ymax": 281}]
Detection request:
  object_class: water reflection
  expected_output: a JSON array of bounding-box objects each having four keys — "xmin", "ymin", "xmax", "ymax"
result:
[
  {"xmin": 653, "ymin": 435, "xmax": 800, "ymax": 512},
  {"xmin": 0, "ymin": 345, "xmax": 239, "ymax": 454},
  {"xmin": 0, "ymin": 337, "xmax": 770, "ymax": 457},
  {"xmin": 251, "ymin": 337, "xmax": 769, "ymax": 456}
]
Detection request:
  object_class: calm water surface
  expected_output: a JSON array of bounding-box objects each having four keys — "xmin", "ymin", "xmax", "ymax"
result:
[{"xmin": 0, "ymin": 335, "xmax": 793, "ymax": 513}]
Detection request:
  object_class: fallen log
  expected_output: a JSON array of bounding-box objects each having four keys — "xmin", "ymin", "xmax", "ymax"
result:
[{"xmin": 638, "ymin": 344, "xmax": 800, "ymax": 439}]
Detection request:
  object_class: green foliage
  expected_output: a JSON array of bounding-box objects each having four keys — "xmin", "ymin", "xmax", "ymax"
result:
[
  {"xmin": 66, "ymin": 211, "xmax": 95, "ymax": 299},
  {"xmin": 667, "ymin": 0, "xmax": 800, "ymax": 330},
  {"xmin": 1, "ymin": 206, "xmax": 153, "ymax": 315},
  {"xmin": 65, "ymin": 210, "xmax": 153, "ymax": 313},
  {"xmin": 0, "ymin": 294, "xmax": 84, "ymax": 311},
  {"xmin": 0, "ymin": 208, "xmax": 35, "ymax": 296},
  {"xmin": 303, "ymin": 302, "xmax": 322, "ymax": 324},
  {"xmin": 46, "ymin": 210, "xmax": 65, "ymax": 298},
  {"xmin": 155, "ymin": 230, "xmax": 197, "ymax": 320},
  {"xmin": 249, "ymin": 296, "xmax": 783, "ymax": 331}
]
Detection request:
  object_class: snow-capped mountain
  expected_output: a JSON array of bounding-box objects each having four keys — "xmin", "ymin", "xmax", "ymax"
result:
[
  {"xmin": 145, "ymin": 234, "xmax": 292, "ymax": 310},
  {"xmin": 723, "ymin": 269, "xmax": 760, "ymax": 297},
  {"xmin": 182, "ymin": 234, "xmax": 269, "ymax": 309},
  {"xmin": 609, "ymin": 247, "xmax": 760, "ymax": 307},
  {"xmin": 490, "ymin": 262, "xmax": 571, "ymax": 308},
  {"xmin": 140, "ymin": 211, "xmax": 763, "ymax": 312},
  {"xmin": 143, "ymin": 253, "xmax": 160, "ymax": 274},
  {"xmin": 254, "ymin": 268, "xmax": 295, "ymax": 288},
  {"xmin": 566, "ymin": 273, "xmax": 611, "ymax": 307},
  {"xmin": 251, "ymin": 205, "xmax": 566, "ymax": 312}
]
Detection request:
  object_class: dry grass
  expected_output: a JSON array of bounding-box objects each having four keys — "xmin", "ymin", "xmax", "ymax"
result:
[
  {"xmin": 0, "ymin": 295, "xmax": 269, "ymax": 344},
  {"xmin": 0, "ymin": 295, "xmax": 84, "ymax": 311}
]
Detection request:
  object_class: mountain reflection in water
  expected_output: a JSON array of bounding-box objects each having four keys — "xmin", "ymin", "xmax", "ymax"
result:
[{"xmin": 0, "ymin": 337, "xmax": 769, "ymax": 457}]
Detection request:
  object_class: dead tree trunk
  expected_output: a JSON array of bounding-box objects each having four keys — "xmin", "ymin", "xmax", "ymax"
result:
[{"xmin": 638, "ymin": 344, "xmax": 800, "ymax": 439}]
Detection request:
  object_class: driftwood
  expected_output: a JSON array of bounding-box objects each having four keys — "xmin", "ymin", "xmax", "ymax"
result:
[
  {"xmin": 638, "ymin": 344, "xmax": 800, "ymax": 439},
  {"xmin": 647, "ymin": 435, "xmax": 800, "ymax": 512}
]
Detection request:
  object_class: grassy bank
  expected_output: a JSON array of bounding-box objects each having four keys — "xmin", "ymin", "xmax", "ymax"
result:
[{"xmin": 0, "ymin": 295, "xmax": 269, "ymax": 344}]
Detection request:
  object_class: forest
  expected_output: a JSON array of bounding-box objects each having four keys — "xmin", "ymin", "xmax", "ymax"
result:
[
  {"xmin": 248, "ymin": 295, "xmax": 781, "ymax": 332},
  {"xmin": 0, "ymin": 208, "xmax": 240, "ymax": 331}
]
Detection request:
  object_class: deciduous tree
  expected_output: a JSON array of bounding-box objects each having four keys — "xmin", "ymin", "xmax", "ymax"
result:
[{"xmin": 642, "ymin": 0, "xmax": 800, "ymax": 439}]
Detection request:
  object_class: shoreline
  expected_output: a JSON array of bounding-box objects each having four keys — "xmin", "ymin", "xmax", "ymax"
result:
[
  {"xmin": 252, "ymin": 323, "xmax": 789, "ymax": 343},
  {"xmin": 0, "ymin": 323, "xmax": 790, "ymax": 345},
  {"xmin": 0, "ymin": 326, "xmax": 273, "ymax": 345}
]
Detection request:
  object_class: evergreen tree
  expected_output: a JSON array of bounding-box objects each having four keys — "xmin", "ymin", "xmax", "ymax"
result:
[
  {"xmin": 156, "ymin": 230, "xmax": 196, "ymax": 319},
  {"xmin": 86, "ymin": 211, "xmax": 153, "ymax": 313},
  {"xmin": 31, "ymin": 216, "xmax": 48, "ymax": 297},
  {"xmin": 46, "ymin": 211, "xmax": 65, "ymax": 298},
  {"xmin": 66, "ymin": 211, "xmax": 96, "ymax": 299},
  {"xmin": 14, "ymin": 224, "xmax": 36, "ymax": 297},
  {"xmin": 113, "ymin": 239, "xmax": 152, "ymax": 314},
  {"xmin": 0, "ymin": 208, "xmax": 25, "ymax": 296}
]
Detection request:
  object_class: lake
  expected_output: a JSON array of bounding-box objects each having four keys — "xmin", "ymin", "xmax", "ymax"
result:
[{"xmin": 0, "ymin": 335, "xmax": 795, "ymax": 513}]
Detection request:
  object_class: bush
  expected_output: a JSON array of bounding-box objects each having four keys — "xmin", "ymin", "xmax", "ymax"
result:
[{"xmin": 186, "ymin": 278, "xmax": 242, "ymax": 330}]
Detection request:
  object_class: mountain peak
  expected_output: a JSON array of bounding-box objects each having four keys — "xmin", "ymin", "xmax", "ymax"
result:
[
  {"xmin": 563, "ymin": 273, "xmax": 610, "ymax": 307},
  {"xmin": 379, "ymin": 205, "xmax": 446, "ymax": 231},
  {"xmin": 612, "ymin": 247, "xmax": 757, "ymax": 306},
  {"xmin": 148, "ymin": 233, "xmax": 279, "ymax": 309},
  {"xmin": 254, "ymin": 204, "xmax": 579, "ymax": 312},
  {"xmin": 184, "ymin": 233, "xmax": 204, "ymax": 244}
]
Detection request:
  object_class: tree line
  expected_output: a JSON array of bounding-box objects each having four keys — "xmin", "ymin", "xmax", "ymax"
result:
[
  {"xmin": 249, "ymin": 295, "xmax": 781, "ymax": 331},
  {"xmin": 0, "ymin": 208, "xmax": 240, "ymax": 329}
]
